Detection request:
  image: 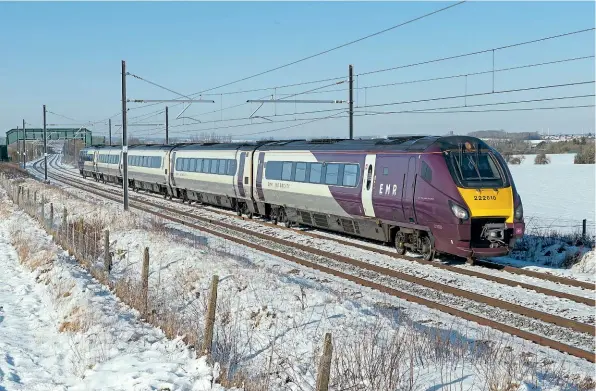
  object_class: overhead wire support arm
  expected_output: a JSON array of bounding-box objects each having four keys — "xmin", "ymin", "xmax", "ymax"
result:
[
  {"xmin": 246, "ymin": 99, "xmax": 346, "ymax": 104},
  {"xmin": 127, "ymin": 99, "xmax": 215, "ymax": 103}
]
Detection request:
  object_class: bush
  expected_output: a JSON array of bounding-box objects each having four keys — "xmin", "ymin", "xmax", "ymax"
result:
[
  {"xmin": 574, "ymin": 143, "xmax": 595, "ymax": 164},
  {"xmin": 534, "ymin": 152, "xmax": 550, "ymax": 164},
  {"xmin": 509, "ymin": 156, "xmax": 525, "ymax": 165}
]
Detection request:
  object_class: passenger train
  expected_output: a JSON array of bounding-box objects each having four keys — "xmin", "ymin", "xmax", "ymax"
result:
[{"xmin": 78, "ymin": 136, "xmax": 525, "ymax": 261}]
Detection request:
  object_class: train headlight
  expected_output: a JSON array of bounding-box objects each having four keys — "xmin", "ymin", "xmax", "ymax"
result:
[
  {"xmin": 449, "ymin": 201, "xmax": 469, "ymax": 220},
  {"xmin": 514, "ymin": 203, "xmax": 523, "ymax": 221}
]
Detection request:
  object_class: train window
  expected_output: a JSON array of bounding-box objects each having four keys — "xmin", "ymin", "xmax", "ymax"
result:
[
  {"xmin": 325, "ymin": 163, "xmax": 340, "ymax": 185},
  {"xmin": 202, "ymin": 159, "xmax": 210, "ymax": 173},
  {"xmin": 282, "ymin": 162, "xmax": 293, "ymax": 181},
  {"xmin": 228, "ymin": 160, "xmax": 237, "ymax": 176},
  {"xmin": 219, "ymin": 159, "xmax": 227, "ymax": 175},
  {"xmin": 295, "ymin": 162, "xmax": 307, "ymax": 182},
  {"xmin": 343, "ymin": 164, "xmax": 359, "ymax": 187},
  {"xmin": 309, "ymin": 163, "xmax": 322, "ymax": 184},
  {"xmin": 210, "ymin": 159, "xmax": 219, "ymax": 174},
  {"xmin": 421, "ymin": 161, "xmax": 432, "ymax": 183},
  {"xmin": 183, "ymin": 158, "xmax": 190, "ymax": 172},
  {"xmin": 383, "ymin": 167, "xmax": 389, "ymax": 175},
  {"xmin": 195, "ymin": 159, "xmax": 202, "ymax": 172},
  {"xmin": 176, "ymin": 158, "xmax": 182, "ymax": 171},
  {"xmin": 189, "ymin": 158, "xmax": 196, "ymax": 172},
  {"xmin": 265, "ymin": 161, "xmax": 282, "ymax": 180},
  {"xmin": 366, "ymin": 165, "xmax": 373, "ymax": 190}
]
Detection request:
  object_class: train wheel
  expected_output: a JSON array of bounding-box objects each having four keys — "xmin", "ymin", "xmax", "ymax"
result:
[
  {"xmin": 420, "ymin": 236, "xmax": 434, "ymax": 261},
  {"xmin": 394, "ymin": 231, "xmax": 407, "ymax": 255}
]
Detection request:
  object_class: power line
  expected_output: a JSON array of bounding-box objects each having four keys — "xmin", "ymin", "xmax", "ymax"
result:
[
  {"xmin": 358, "ymin": 27, "xmax": 596, "ymax": 77},
  {"xmin": 359, "ymin": 94, "xmax": 594, "ymax": 115},
  {"xmin": 123, "ymin": 2, "xmax": 466, "ymax": 115},
  {"xmin": 141, "ymin": 80, "xmax": 595, "ymax": 130},
  {"xmin": 289, "ymin": 55, "xmax": 596, "ymax": 96},
  {"xmin": 140, "ymin": 93, "xmax": 593, "ymax": 138},
  {"xmin": 118, "ymin": 25, "xmax": 593, "ymax": 122},
  {"xmin": 183, "ymin": 1, "xmax": 466, "ymax": 96}
]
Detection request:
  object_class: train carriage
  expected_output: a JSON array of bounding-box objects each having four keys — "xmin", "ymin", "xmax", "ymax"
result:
[
  {"xmin": 95, "ymin": 146, "xmax": 122, "ymax": 183},
  {"xmin": 126, "ymin": 145, "xmax": 170, "ymax": 193},
  {"xmin": 170, "ymin": 143, "xmax": 239, "ymax": 207},
  {"xmin": 78, "ymin": 148, "xmax": 95, "ymax": 177}
]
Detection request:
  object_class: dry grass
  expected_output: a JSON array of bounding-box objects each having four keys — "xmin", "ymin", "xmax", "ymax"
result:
[{"xmin": 3, "ymin": 178, "xmax": 595, "ymax": 390}]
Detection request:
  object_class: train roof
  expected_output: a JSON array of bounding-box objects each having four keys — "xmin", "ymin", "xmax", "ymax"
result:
[{"xmin": 80, "ymin": 135, "xmax": 488, "ymax": 154}]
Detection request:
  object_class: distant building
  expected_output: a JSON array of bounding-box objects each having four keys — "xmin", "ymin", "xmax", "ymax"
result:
[{"xmin": 5, "ymin": 127, "xmax": 93, "ymax": 147}]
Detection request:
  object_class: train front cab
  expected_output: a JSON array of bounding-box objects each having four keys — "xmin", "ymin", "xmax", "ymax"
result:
[{"xmin": 433, "ymin": 138, "xmax": 525, "ymax": 259}]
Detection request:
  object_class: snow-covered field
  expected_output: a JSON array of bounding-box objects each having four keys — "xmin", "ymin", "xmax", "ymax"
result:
[
  {"xmin": 508, "ymin": 153, "xmax": 595, "ymax": 236},
  {"xmin": 0, "ymin": 189, "xmax": 229, "ymax": 391},
  {"xmin": 0, "ymin": 159, "xmax": 594, "ymax": 390}
]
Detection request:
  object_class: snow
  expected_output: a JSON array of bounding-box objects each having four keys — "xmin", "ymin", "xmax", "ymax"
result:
[
  {"xmin": 507, "ymin": 153, "xmax": 595, "ymax": 236},
  {"xmin": 4, "ymin": 158, "xmax": 594, "ymax": 389},
  {"xmin": 0, "ymin": 190, "xmax": 231, "ymax": 391}
]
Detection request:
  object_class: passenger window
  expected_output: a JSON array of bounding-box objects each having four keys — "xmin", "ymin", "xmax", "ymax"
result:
[
  {"xmin": 343, "ymin": 164, "xmax": 358, "ymax": 187},
  {"xmin": 325, "ymin": 163, "xmax": 339, "ymax": 185},
  {"xmin": 176, "ymin": 158, "xmax": 181, "ymax": 171},
  {"xmin": 195, "ymin": 159, "xmax": 202, "ymax": 172},
  {"xmin": 295, "ymin": 162, "xmax": 307, "ymax": 182},
  {"xmin": 183, "ymin": 158, "xmax": 190, "ymax": 172},
  {"xmin": 281, "ymin": 162, "xmax": 293, "ymax": 181},
  {"xmin": 366, "ymin": 165, "xmax": 373, "ymax": 190},
  {"xmin": 228, "ymin": 160, "xmax": 237, "ymax": 176},
  {"xmin": 219, "ymin": 159, "xmax": 227, "ymax": 175},
  {"xmin": 309, "ymin": 163, "xmax": 322, "ymax": 184},
  {"xmin": 189, "ymin": 158, "xmax": 196, "ymax": 172},
  {"xmin": 265, "ymin": 161, "xmax": 282, "ymax": 180},
  {"xmin": 383, "ymin": 167, "xmax": 389, "ymax": 175},
  {"xmin": 210, "ymin": 160, "xmax": 219, "ymax": 174}
]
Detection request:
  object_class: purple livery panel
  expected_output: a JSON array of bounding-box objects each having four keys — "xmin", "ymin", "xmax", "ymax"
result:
[
  {"xmin": 255, "ymin": 152, "xmax": 265, "ymax": 201},
  {"xmin": 312, "ymin": 152, "xmax": 366, "ymax": 217},
  {"xmin": 237, "ymin": 152, "xmax": 246, "ymax": 198}
]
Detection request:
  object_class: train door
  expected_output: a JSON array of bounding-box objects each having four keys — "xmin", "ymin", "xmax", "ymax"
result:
[
  {"xmin": 93, "ymin": 151, "xmax": 99, "ymax": 173},
  {"xmin": 118, "ymin": 151, "xmax": 123, "ymax": 177},
  {"xmin": 162, "ymin": 150, "xmax": 170, "ymax": 185},
  {"xmin": 361, "ymin": 154, "xmax": 376, "ymax": 217},
  {"xmin": 169, "ymin": 151, "xmax": 177, "ymax": 188},
  {"xmin": 234, "ymin": 150, "xmax": 247, "ymax": 199},
  {"xmin": 254, "ymin": 152, "xmax": 265, "ymax": 202},
  {"xmin": 402, "ymin": 156, "xmax": 418, "ymax": 223}
]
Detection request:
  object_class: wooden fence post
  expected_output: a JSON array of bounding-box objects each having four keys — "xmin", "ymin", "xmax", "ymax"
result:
[
  {"xmin": 202, "ymin": 275, "xmax": 219, "ymax": 356},
  {"xmin": 582, "ymin": 219, "xmax": 587, "ymax": 239},
  {"xmin": 104, "ymin": 229, "xmax": 111, "ymax": 274},
  {"xmin": 34, "ymin": 190, "xmax": 37, "ymax": 204},
  {"xmin": 41, "ymin": 202, "xmax": 45, "ymax": 226},
  {"xmin": 142, "ymin": 247, "xmax": 150, "ymax": 316},
  {"xmin": 49, "ymin": 203, "xmax": 54, "ymax": 230},
  {"xmin": 62, "ymin": 207, "xmax": 68, "ymax": 239},
  {"xmin": 315, "ymin": 333, "xmax": 333, "ymax": 391}
]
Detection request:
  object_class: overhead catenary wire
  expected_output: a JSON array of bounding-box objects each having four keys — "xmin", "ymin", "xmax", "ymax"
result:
[
  {"xmin": 121, "ymin": 1, "xmax": 467, "ymax": 116},
  {"xmin": 87, "ymin": 25, "xmax": 594, "ymax": 126},
  {"xmin": 135, "ymin": 79, "xmax": 595, "ymax": 132},
  {"xmin": 139, "ymin": 95, "xmax": 594, "ymax": 138}
]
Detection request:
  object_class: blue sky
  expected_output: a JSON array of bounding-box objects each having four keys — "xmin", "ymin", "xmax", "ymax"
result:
[{"xmin": 1, "ymin": 1, "xmax": 594, "ymax": 141}]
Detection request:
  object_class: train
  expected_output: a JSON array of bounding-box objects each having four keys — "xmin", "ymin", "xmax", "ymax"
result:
[{"xmin": 77, "ymin": 135, "xmax": 525, "ymax": 261}]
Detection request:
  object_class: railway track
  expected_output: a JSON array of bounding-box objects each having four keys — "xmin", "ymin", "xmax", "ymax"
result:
[
  {"xmin": 22, "ymin": 156, "xmax": 596, "ymax": 363},
  {"xmin": 49, "ymin": 156, "xmax": 596, "ymax": 296}
]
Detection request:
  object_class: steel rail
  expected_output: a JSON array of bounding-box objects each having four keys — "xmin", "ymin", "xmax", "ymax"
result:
[
  {"xmin": 27, "ymin": 158, "xmax": 596, "ymax": 352},
  {"xmin": 47, "ymin": 157, "xmax": 595, "ymax": 301}
]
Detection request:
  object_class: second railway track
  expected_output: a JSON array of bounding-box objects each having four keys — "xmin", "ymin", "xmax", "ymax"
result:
[{"xmin": 22, "ymin": 156, "xmax": 596, "ymax": 363}]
